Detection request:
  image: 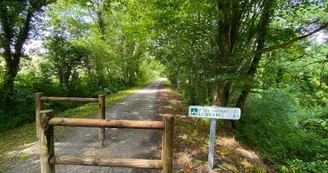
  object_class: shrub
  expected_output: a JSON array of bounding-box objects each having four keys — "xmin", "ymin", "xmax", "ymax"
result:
[
  {"xmin": 238, "ymin": 88, "xmax": 328, "ymax": 171},
  {"xmin": 238, "ymin": 89, "xmax": 297, "ymax": 159}
]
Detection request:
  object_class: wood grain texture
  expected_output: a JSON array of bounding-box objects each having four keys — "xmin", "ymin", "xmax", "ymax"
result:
[
  {"xmin": 35, "ymin": 92, "xmax": 43, "ymax": 139},
  {"xmin": 98, "ymin": 95, "xmax": 105, "ymax": 142},
  {"xmin": 40, "ymin": 96, "xmax": 99, "ymax": 102},
  {"xmin": 39, "ymin": 110, "xmax": 55, "ymax": 173},
  {"xmin": 163, "ymin": 116, "xmax": 174, "ymax": 173},
  {"xmin": 48, "ymin": 118, "xmax": 164, "ymax": 129},
  {"xmin": 50, "ymin": 156, "xmax": 163, "ymax": 169}
]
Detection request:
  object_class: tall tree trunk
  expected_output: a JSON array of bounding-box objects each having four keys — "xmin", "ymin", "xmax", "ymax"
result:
[
  {"xmin": 215, "ymin": 0, "xmax": 242, "ymax": 134},
  {"xmin": 2, "ymin": 55, "xmax": 20, "ymax": 109},
  {"xmin": 234, "ymin": 0, "xmax": 276, "ymax": 129}
]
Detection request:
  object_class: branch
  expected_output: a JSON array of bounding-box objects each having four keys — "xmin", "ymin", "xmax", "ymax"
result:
[
  {"xmin": 0, "ymin": 3, "xmax": 13, "ymax": 61},
  {"xmin": 290, "ymin": 53, "xmax": 307, "ymax": 62},
  {"xmin": 14, "ymin": 9, "xmax": 33, "ymax": 57},
  {"xmin": 236, "ymin": 23, "xmax": 328, "ymax": 57},
  {"xmin": 320, "ymin": 63, "xmax": 325, "ymax": 86},
  {"xmin": 211, "ymin": 36, "xmax": 219, "ymax": 52},
  {"xmin": 290, "ymin": 60, "xmax": 327, "ymax": 80}
]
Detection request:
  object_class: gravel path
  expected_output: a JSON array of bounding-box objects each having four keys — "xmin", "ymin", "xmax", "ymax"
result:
[{"xmin": 6, "ymin": 80, "xmax": 163, "ymax": 173}]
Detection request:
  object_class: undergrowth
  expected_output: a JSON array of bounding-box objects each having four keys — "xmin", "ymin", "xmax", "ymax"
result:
[{"xmin": 238, "ymin": 89, "xmax": 328, "ymax": 172}]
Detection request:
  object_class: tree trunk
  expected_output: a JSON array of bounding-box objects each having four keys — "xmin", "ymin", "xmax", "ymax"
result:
[
  {"xmin": 1, "ymin": 4, "xmax": 34, "ymax": 109},
  {"xmin": 215, "ymin": 0, "xmax": 242, "ymax": 135},
  {"xmin": 2, "ymin": 55, "xmax": 20, "ymax": 109},
  {"xmin": 234, "ymin": 0, "xmax": 276, "ymax": 129}
]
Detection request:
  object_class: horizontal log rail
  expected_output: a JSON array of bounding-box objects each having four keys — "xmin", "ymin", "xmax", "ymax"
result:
[
  {"xmin": 40, "ymin": 96, "xmax": 99, "ymax": 102},
  {"xmin": 50, "ymin": 156, "xmax": 163, "ymax": 169},
  {"xmin": 39, "ymin": 110, "xmax": 174, "ymax": 173},
  {"xmin": 48, "ymin": 118, "xmax": 164, "ymax": 129}
]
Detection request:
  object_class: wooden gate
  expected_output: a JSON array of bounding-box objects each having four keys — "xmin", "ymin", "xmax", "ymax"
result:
[
  {"xmin": 38, "ymin": 110, "xmax": 174, "ymax": 173},
  {"xmin": 35, "ymin": 93, "xmax": 105, "ymax": 145}
]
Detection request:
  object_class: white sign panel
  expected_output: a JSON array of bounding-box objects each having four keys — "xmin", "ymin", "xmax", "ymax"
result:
[{"xmin": 188, "ymin": 106, "xmax": 241, "ymax": 120}]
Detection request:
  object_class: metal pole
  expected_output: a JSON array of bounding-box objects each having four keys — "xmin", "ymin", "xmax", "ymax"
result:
[{"xmin": 208, "ymin": 118, "xmax": 216, "ymax": 169}]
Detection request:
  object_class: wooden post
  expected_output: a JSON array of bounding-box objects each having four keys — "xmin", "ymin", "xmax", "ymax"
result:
[
  {"xmin": 36, "ymin": 92, "xmax": 43, "ymax": 139},
  {"xmin": 161, "ymin": 127, "xmax": 165, "ymax": 161},
  {"xmin": 39, "ymin": 110, "xmax": 55, "ymax": 173},
  {"xmin": 98, "ymin": 95, "xmax": 105, "ymax": 146},
  {"xmin": 162, "ymin": 115, "xmax": 174, "ymax": 173}
]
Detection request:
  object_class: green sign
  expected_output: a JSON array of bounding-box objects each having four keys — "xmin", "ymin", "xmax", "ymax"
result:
[{"xmin": 190, "ymin": 108, "xmax": 198, "ymax": 115}]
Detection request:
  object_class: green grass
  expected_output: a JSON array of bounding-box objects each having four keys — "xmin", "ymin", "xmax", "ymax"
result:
[
  {"xmin": 0, "ymin": 164, "xmax": 7, "ymax": 173},
  {"xmin": 17, "ymin": 154, "xmax": 29, "ymax": 161},
  {"xmin": 253, "ymin": 165, "xmax": 265, "ymax": 173},
  {"xmin": 0, "ymin": 81, "xmax": 153, "ymax": 169}
]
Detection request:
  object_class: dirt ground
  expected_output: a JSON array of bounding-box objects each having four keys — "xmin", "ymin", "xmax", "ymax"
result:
[{"xmin": 157, "ymin": 81, "xmax": 276, "ymax": 173}]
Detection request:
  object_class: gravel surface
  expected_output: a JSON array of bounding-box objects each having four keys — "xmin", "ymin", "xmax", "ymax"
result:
[{"xmin": 6, "ymin": 80, "xmax": 163, "ymax": 173}]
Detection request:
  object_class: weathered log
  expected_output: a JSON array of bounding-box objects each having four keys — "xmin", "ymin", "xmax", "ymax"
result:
[
  {"xmin": 98, "ymin": 95, "xmax": 105, "ymax": 145},
  {"xmin": 35, "ymin": 92, "xmax": 43, "ymax": 139},
  {"xmin": 50, "ymin": 156, "xmax": 163, "ymax": 169},
  {"xmin": 48, "ymin": 118, "xmax": 164, "ymax": 129},
  {"xmin": 40, "ymin": 96, "xmax": 99, "ymax": 102},
  {"xmin": 162, "ymin": 114, "xmax": 174, "ymax": 173},
  {"xmin": 39, "ymin": 110, "xmax": 55, "ymax": 173}
]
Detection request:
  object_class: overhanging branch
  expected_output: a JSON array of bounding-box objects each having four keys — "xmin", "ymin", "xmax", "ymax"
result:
[{"xmin": 236, "ymin": 23, "xmax": 328, "ymax": 57}]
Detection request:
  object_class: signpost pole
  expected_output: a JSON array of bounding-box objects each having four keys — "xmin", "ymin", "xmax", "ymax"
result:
[
  {"xmin": 208, "ymin": 118, "xmax": 216, "ymax": 169},
  {"xmin": 188, "ymin": 105, "xmax": 241, "ymax": 170}
]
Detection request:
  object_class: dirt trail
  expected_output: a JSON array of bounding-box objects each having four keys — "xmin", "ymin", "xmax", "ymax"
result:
[{"xmin": 6, "ymin": 80, "xmax": 163, "ymax": 173}]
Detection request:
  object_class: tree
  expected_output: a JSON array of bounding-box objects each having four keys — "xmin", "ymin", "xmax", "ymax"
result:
[
  {"xmin": 44, "ymin": 36, "xmax": 90, "ymax": 94},
  {"xmin": 0, "ymin": 0, "xmax": 53, "ymax": 108},
  {"xmin": 150, "ymin": 0, "xmax": 328, "ymax": 132},
  {"xmin": 41, "ymin": 0, "xmax": 156, "ymax": 89}
]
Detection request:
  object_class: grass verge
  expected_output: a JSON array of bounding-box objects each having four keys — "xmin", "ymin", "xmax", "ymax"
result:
[
  {"xmin": 158, "ymin": 80, "xmax": 273, "ymax": 173},
  {"xmin": 0, "ymin": 81, "xmax": 154, "ymax": 172}
]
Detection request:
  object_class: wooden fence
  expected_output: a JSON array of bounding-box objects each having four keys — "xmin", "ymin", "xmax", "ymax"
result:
[
  {"xmin": 38, "ymin": 110, "xmax": 174, "ymax": 173},
  {"xmin": 35, "ymin": 93, "xmax": 106, "ymax": 145}
]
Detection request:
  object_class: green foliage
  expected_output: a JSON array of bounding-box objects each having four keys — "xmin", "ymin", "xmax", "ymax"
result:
[
  {"xmin": 44, "ymin": 36, "xmax": 92, "ymax": 95},
  {"xmin": 0, "ymin": 0, "xmax": 163, "ymax": 132},
  {"xmin": 238, "ymin": 89, "xmax": 297, "ymax": 159},
  {"xmin": 1, "ymin": 1, "xmax": 327, "ymax": 172},
  {"xmin": 238, "ymin": 89, "xmax": 328, "ymax": 171},
  {"xmin": 300, "ymin": 118, "xmax": 328, "ymax": 138},
  {"xmin": 285, "ymin": 157, "xmax": 328, "ymax": 173},
  {"xmin": 0, "ymin": 58, "xmax": 160, "ymax": 132},
  {"xmin": 0, "ymin": 68, "xmax": 63, "ymax": 132}
]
